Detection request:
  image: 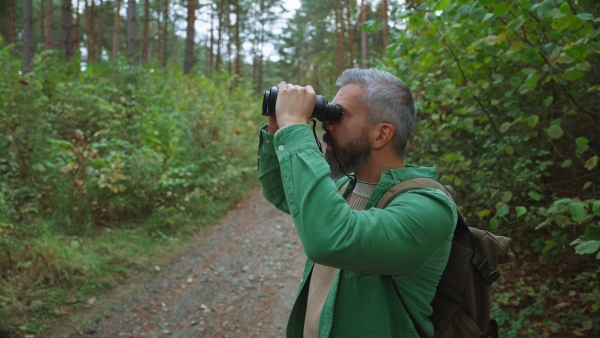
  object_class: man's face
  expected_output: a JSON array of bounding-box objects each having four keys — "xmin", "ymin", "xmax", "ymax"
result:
[{"xmin": 322, "ymin": 84, "xmax": 372, "ymax": 179}]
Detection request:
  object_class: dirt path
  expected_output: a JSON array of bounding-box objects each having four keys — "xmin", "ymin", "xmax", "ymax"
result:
[{"xmin": 51, "ymin": 187, "xmax": 305, "ymax": 338}]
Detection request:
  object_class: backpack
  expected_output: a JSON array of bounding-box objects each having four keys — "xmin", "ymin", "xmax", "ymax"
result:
[{"xmin": 375, "ymin": 177, "xmax": 515, "ymax": 338}]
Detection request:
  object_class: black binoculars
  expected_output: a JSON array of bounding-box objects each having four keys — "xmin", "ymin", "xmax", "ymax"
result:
[{"xmin": 261, "ymin": 87, "xmax": 341, "ymax": 121}]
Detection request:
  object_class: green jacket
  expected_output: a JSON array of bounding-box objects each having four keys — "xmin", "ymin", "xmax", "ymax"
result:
[{"xmin": 257, "ymin": 124, "xmax": 457, "ymax": 338}]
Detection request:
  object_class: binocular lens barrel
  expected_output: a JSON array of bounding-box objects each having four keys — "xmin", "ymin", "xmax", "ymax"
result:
[{"xmin": 261, "ymin": 87, "xmax": 341, "ymax": 121}]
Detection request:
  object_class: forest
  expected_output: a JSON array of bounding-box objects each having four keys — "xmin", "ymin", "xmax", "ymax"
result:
[{"xmin": 0, "ymin": 0, "xmax": 599, "ymax": 336}]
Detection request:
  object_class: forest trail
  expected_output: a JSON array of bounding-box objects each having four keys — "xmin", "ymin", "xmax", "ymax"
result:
[{"xmin": 45, "ymin": 187, "xmax": 305, "ymax": 338}]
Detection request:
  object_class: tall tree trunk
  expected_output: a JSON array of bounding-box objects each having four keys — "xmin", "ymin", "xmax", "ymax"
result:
[
  {"xmin": 345, "ymin": 0, "xmax": 354, "ymax": 68},
  {"xmin": 8, "ymin": 0, "xmax": 16, "ymax": 46},
  {"xmin": 46, "ymin": 0, "xmax": 54, "ymax": 49},
  {"xmin": 333, "ymin": 0, "xmax": 345, "ymax": 74},
  {"xmin": 72, "ymin": 0, "xmax": 82, "ymax": 59},
  {"xmin": 62, "ymin": 0, "xmax": 73, "ymax": 60},
  {"xmin": 23, "ymin": 0, "xmax": 34, "ymax": 74},
  {"xmin": 234, "ymin": 0, "xmax": 241, "ymax": 79},
  {"xmin": 183, "ymin": 0, "xmax": 196, "ymax": 74},
  {"xmin": 127, "ymin": 0, "xmax": 137, "ymax": 63},
  {"xmin": 86, "ymin": 0, "xmax": 96, "ymax": 62},
  {"xmin": 41, "ymin": 0, "xmax": 46, "ymax": 47},
  {"xmin": 142, "ymin": 0, "xmax": 150, "ymax": 63},
  {"xmin": 208, "ymin": 1, "xmax": 214, "ymax": 76},
  {"xmin": 226, "ymin": 1, "xmax": 232, "ymax": 74},
  {"xmin": 215, "ymin": 0, "xmax": 223, "ymax": 70},
  {"xmin": 360, "ymin": 0, "xmax": 368, "ymax": 68},
  {"xmin": 96, "ymin": 0, "xmax": 104, "ymax": 61},
  {"xmin": 112, "ymin": 0, "xmax": 122, "ymax": 61},
  {"xmin": 381, "ymin": 0, "xmax": 388, "ymax": 51},
  {"xmin": 161, "ymin": 0, "xmax": 169, "ymax": 68}
]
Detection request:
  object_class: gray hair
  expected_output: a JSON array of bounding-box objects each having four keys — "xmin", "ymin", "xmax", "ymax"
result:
[{"xmin": 336, "ymin": 68, "xmax": 417, "ymax": 158}]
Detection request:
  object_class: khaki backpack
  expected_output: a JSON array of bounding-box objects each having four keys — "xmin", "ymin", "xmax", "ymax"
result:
[{"xmin": 376, "ymin": 177, "xmax": 515, "ymax": 338}]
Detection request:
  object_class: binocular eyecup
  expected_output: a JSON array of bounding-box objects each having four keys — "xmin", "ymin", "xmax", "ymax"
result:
[{"xmin": 261, "ymin": 87, "xmax": 341, "ymax": 122}]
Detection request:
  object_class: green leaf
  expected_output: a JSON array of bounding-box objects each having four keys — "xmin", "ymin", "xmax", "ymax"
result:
[
  {"xmin": 576, "ymin": 137, "xmax": 589, "ymax": 156},
  {"xmin": 478, "ymin": 209, "xmax": 492, "ymax": 219},
  {"xmin": 576, "ymin": 13, "xmax": 594, "ymax": 21},
  {"xmin": 569, "ymin": 202, "xmax": 588, "ymax": 221},
  {"xmin": 593, "ymin": 201, "xmax": 600, "ymax": 216},
  {"xmin": 560, "ymin": 70, "xmax": 584, "ymax": 81},
  {"xmin": 433, "ymin": 0, "xmax": 452, "ymax": 11},
  {"xmin": 500, "ymin": 122, "xmax": 511, "ymax": 133},
  {"xmin": 547, "ymin": 125, "xmax": 564, "ymax": 139},
  {"xmin": 527, "ymin": 115, "xmax": 539, "ymax": 127},
  {"xmin": 542, "ymin": 240, "xmax": 557, "ymax": 253},
  {"xmin": 489, "ymin": 217, "xmax": 500, "ymax": 228},
  {"xmin": 575, "ymin": 240, "xmax": 600, "ymax": 255},
  {"xmin": 484, "ymin": 35, "xmax": 499, "ymax": 45},
  {"xmin": 471, "ymin": 7, "xmax": 485, "ymax": 21},
  {"xmin": 585, "ymin": 156, "xmax": 598, "ymax": 170},
  {"xmin": 496, "ymin": 202, "xmax": 510, "ymax": 217},
  {"xmin": 561, "ymin": 159, "xmax": 572, "ymax": 168},
  {"xmin": 507, "ymin": 16, "xmax": 525, "ymax": 31},
  {"xmin": 516, "ymin": 206, "xmax": 528, "ymax": 218},
  {"xmin": 502, "ymin": 191, "xmax": 513, "ymax": 203},
  {"xmin": 537, "ymin": 0, "xmax": 554, "ymax": 18},
  {"xmin": 559, "ymin": 2, "xmax": 570, "ymax": 14},
  {"xmin": 585, "ymin": 225, "xmax": 600, "ymax": 241},
  {"xmin": 529, "ymin": 191, "xmax": 543, "ymax": 201},
  {"xmin": 554, "ymin": 215, "xmax": 572, "ymax": 227}
]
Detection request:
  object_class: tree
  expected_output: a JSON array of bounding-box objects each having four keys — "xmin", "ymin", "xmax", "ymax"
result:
[
  {"xmin": 86, "ymin": 0, "xmax": 96, "ymax": 62},
  {"xmin": 127, "ymin": 0, "xmax": 137, "ymax": 62},
  {"xmin": 142, "ymin": 0, "xmax": 150, "ymax": 63},
  {"xmin": 8, "ymin": 0, "xmax": 16, "ymax": 46},
  {"xmin": 360, "ymin": 0, "xmax": 367, "ymax": 68},
  {"xmin": 161, "ymin": 0, "xmax": 169, "ymax": 68},
  {"xmin": 381, "ymin": 0, "xmax": 387, "ymax": 51},
  {"xmin": 46, "ymin": 0, "xmax": 54, "ymax": 49},
  {"xmin": 61, "ymin": 0, "xmax": 73, "ymax": 60},
  {"xmin": 112, "ymin": 0, "xmax": 122, "ymax": 61},
  {"xmin": 345, "ymin": 0, "xmax": 354, "ymax": 68},
  {"xmin": 23, "ymin": 0, "xmax": 34, "ymax": 73},
  {"xmin": 183, "ymin": 0, "xmax": 196, "ymax": 74}
]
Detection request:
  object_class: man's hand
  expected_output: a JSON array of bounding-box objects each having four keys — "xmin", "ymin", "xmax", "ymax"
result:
[{"xmin": 274, "ymin": 81, "xmax": 316, "ymax": 129}]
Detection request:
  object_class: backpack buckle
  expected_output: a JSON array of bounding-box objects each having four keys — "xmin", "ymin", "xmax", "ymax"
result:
[{"xmin": 472, "ymin": 253, "xmax": 501, "ymax": 285}]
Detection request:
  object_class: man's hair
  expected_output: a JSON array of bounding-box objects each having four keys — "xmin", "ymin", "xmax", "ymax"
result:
[{"xmin": 336, "ymin": 68, "xmax": 417, "ymax": 158}]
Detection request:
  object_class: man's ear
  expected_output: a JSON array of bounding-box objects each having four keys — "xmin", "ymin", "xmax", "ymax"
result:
[{"xmin": 371, "ymin": 123, "xmax": 395, "ymax": 150}]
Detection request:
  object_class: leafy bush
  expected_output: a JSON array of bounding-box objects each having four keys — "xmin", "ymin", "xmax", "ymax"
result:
[{"xmin": 386, "ymin": 0, "xmax": 600, "ymax": 259}]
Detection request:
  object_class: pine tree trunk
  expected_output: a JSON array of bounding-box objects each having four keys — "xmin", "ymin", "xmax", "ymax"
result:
[
  {"xmin": 142, "ymin": 0, "xmax": 150, "ymax": 63},
  {"xmin": 62, "ymin": 0, "xmax": 73, "ymax": 60},
  {"xmin": 23, "ymin": 0, "xmax": 34, "ymax": 74},
  {"xmin": 215, "ymin": 0, "xmax": 223, "ymax": 70},
  {"xmin": 73, "ymin": 0, "xmax": 83, "ymax": 59},
  {"xmin": 183, "ymin": 0, "xmax": 196, "ymax": 74},
  {"xmin": 234, "ymin": 0, "xmax": 241, "ymax": 78},
  {"xmin": 162, "ymin": 0, "xmax": 169, "ymax": 68},
  {"xmin": 86, "ymin": 0, "xmax": 96, "ymax": 62},
  {"xmin": 345, "ymin": 0, "xmax": 354, "ymax": 68},
  {"xmin": 127, "ymin": 0, "xmax": 137, "ymax": 63},
  {"xmin": 381, "ymin": 0, "xmax": 388, "ymax": 51},
  {"xmin": 112, "ymin": 0, "xmax": 122, "ymax": 61},
  {"xmin": 8, "ymin": 0, "xmax": 16, "ymax": 46},
  {"xmin": 46, "ymin": 0, "xmax": 54, "ymax": 49},
  {"xmin": 208, "ymin": 1, "xmax": 214, "ymax": 76},
  {"xmin": 96, "ymin": 0, "xmax": 103, "ymax": 62},
  {"xmin": 226, "ymin": 1, "xmax": 232, "ymax": 75},
  {"xmin": 41, "ymin": 0, "xmax": 46, "ymax": 47},
  {"xmin": 360, "ymin": 0, "xmax": 368, "ymax": 68}
]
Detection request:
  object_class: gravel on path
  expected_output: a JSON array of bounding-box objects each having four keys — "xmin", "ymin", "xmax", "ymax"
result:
[{"xmin": 53, "ymin": 187, "xmax": 306, "ymax": 338}]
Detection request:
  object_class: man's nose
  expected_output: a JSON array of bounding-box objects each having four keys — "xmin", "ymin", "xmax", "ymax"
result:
[{"xmin": 322, "ymin": 121, "xmax": 334, "ymax": 133}]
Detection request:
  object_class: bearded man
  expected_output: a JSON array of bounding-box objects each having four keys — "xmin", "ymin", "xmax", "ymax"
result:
[{"xmin": 257, "ymin": 68, "xmax": 456, "ymax": 338}]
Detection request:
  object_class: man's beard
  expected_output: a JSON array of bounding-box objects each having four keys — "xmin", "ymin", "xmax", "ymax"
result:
[{"xmin": 323, "ymin": 127, "xmax": 372, "ymax": 179}]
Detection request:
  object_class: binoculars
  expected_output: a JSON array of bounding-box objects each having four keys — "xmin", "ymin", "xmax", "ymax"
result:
[{"xmin": 261, "ymin": 87, "xmax": 341, "ymax": 121}]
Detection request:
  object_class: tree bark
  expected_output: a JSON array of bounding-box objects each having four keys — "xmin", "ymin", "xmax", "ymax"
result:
[
  {"xmin": 86, "ymin": 0, "xmax": 96, "ymax": 62},
  {"xmin": 345, "ymin": 0, "xmax": 354, "ymax": 68},
  {"xmin": 142, "ymin": 0, "xmax": 150, "ymax": 63},
  {"xmin": 8, "ymin": 0, "xmax": 16, "ymax": 45},
  {"xmin": 23, "ymin": 0, "xmax": 34, "ymax": 74},
  {"xmin": 226, "ymin": 1, "xmax": 232, "ymax": 74},
  {"xmin": 127, "ymin": 0, "xmax": 138, "ymax": 63},
  {"xmin": 162, "ymin": 0, "xmax": 169, "ymax": 68},
  {"xmin": 215, "ymin": 0, "xmax": 223, "ymax": 70},
  {"xmin": 73, "ymin": 0, "xmax": 82, "ymax": 59},
  {"xmin": 234, "ymin": 0, "xmax": 241, "ymax": 78},
  {"xmin": 41, "ymin": 0, "xmax": 46, "ymax": 47},
  {"xmin": 96, "ymin": 0, "xmax": 104, "ymax": 62},
  {"xmin": 381, "ymin": 0, "xmax": 388, "ymax": 51},
  {"xmin": 112, "ymin": 0, "xmax": 122, "ymax": 61},
  {"xmin": 333, "ymin": 0, "xmax": 345, "ymax": 74},
  {"xmin": 360, "ymin": 0, "xmax": 368, "ymax": 68},
  {"xmin": 183, "ymin": 0, "xmax": 196, "ymax": 74},
  {"xmin": 62, "ymin": 0, "xmax": 73, "ymax": 60},
  {"xmin": 46, "ymin": 0, "xmax": 54, "ymax": 49},
  {"xmin": 208, "ymin": 1, "xmax": 214, "ymax": 76}
]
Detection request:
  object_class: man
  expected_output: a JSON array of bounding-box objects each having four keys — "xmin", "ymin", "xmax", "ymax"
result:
[{"xmin": 257, "ymin": 68, "xmax": 457, "ymax": 337}]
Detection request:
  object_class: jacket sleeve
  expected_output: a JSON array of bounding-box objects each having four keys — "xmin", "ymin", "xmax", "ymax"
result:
[
  {"xmin": 258, "ymin": 125, "xmax": 290, "ymax": 214},
  {"xmin": 272, "ymin": 124, "xmax": 457, "ymax": 276}
]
